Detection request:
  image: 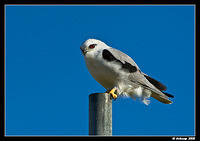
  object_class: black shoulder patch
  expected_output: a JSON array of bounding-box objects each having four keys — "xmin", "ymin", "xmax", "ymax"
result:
[
  {"xmin": 102, "ymin": 49, "xmax": 137, "ymax": 73},
  {"xmin": 144, "ymin": 75, "xmax": 167, "ymax": 91},
  {"xmin": 102, "ymin": 49, "xmax": 118, "ymax": 62},
  {"xmin": 122, "ymin": 61, "xmax": 137, "ymax": 73}
]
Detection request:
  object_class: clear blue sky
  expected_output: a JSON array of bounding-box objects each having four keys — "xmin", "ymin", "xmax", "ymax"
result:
[{"xmin": 5, "ymin": 5, "xmax": 195, "ymax": 136}]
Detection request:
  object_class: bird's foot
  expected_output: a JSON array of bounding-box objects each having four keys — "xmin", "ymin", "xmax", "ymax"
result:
[{"xmin": 107, "ymin": 87, "xmax": 118, "ymax": 99}]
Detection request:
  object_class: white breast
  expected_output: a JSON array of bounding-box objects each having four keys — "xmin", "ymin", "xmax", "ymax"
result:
[
  {"xmin": 84, "ymin": 50, "xmax": 125, "ymax": 90},
  {"xmin": 85, "ymin": 59, "xmax": 117, "ymax": 90}
]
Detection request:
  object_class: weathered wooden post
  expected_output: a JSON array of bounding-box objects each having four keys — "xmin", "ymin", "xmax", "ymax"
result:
[{"xmin": 89, "ymin": 93, "xmax": 112, "ymax": 136}]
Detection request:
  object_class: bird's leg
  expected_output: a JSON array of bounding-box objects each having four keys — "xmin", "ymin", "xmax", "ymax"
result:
[{"xmin": 106, "ymin": 87, "xmax": 118, "ymax": 99}]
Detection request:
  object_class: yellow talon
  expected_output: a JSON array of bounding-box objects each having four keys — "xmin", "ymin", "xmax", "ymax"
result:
[{"xmin": 107, "ymin": 87, "xmax": 118, "ymax": 99}]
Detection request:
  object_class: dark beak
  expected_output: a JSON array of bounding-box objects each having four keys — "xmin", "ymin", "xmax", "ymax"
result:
[{"xmin": 80, "ymin": 48, "xmax": 87, "ymax": 55}]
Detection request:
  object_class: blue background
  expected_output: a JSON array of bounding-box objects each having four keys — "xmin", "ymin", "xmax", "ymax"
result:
[{"xmin": 5, "ymin": 5, "xmax": 195, "ymax": 136}]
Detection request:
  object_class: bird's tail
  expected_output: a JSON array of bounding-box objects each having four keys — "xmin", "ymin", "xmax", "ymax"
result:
[{"xmin": 151, "ymin": 92, "xmax": 173, "ymax": 104}]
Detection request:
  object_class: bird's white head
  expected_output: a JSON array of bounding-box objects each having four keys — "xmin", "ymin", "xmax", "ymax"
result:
[{"xmin": 80, "ymin": 39, "xmax": 110, "ymax": 57}]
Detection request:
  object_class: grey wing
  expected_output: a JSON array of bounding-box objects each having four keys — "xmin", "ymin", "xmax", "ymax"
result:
[
  {"xmin": 107, "ymin": 48, "xmax": 172, "ymax": 104},
  {"xmin": 129, "ymin": 72, "xmax": 172, "ymax": 104},
  {"xmin": 107, "ymin": 47, "xmax": 140, "ymax": 69},
  {"xmin": 107, "ymin": 47, "xmax": 166, "ymax": 91},
  {"xmin": 141, "ymin": 72, "xmax": 167, "ymax": 91},
  {"xmin": 128, "ymin": 71, "xmax": 163, "ymax": 94}
]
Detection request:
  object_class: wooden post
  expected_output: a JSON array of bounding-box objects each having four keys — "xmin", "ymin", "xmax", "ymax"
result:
[{"xmin": 89, "ymin": 93, "xmax": 112, "ymax": 136}]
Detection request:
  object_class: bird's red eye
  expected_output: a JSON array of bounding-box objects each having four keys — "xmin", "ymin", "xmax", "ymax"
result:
[{"xmin": 89, "ymin": 44, "xmax": 96, "ymax": 49}]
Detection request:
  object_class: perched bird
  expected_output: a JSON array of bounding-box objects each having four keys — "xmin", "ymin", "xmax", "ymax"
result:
[{"xmin": 80, "ymin": 39, "xmax": 174, "ymax": 105}]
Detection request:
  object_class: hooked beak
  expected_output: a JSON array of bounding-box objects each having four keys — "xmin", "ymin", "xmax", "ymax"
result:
[{"xmin": 80, "ymin": 47, "xmax": 87, "ymax": 55}]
